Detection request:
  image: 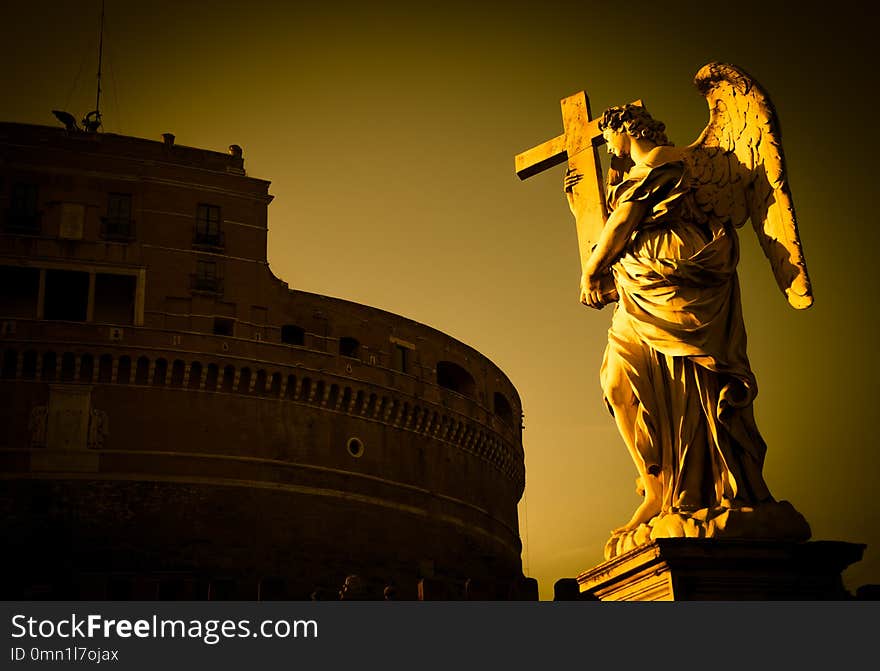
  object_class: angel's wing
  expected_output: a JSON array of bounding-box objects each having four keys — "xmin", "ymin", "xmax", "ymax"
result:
[{"xmin": 683, "ymin": 62, "xmax": 813, "ymax": 309}]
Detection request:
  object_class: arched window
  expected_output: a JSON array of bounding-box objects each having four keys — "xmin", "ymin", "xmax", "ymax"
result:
[
  {"xmin": 238, "ymin": 368, "xmax": 252, "ymax": 393},
  {"xmin": 254, "ymin": 370, "xmax": 267, "ymax": 395},
  {"xmin": 22, "ymin": 351, "xmax": 37, "ymax": 379},
  {"xmin": 60, "ymin": 352, "xmax": 76, "ymax": 381},
  {"xmin": 188, "ymin": 362, "xmax": 203, "ymax": 390},
  {"xmin": 79, "ymin": 353, "xmax": 94, "ymax": 382},
  {"xmin": 284, "ymin": 375, "xmax": 297, "ymax": 399},
  {"xmin": 153, "ymin": 358, "xmax": 168, "ymax": 386},
  {"xmin": 117, "ymin": 356, "xmax": 132, "ymax": 384},
  {"xmin": 493, "ymin": 392, "xmax": 514, "ymax": 426},
  {"xmin": 41, "ymin": 351, "xmax": 57, "ymax": 381},
  {"xmin": 269, "ymin": 372, "xmax": 281, "ymax": 396},
  {"xmin": 204, "ymin": 364, "xmax": 219, "ymax": 392},
  {"xmin": 98, "ymin": 354, "xmax": 113, "ymax": 383},
  {"xmin": 221, "ymin": 365, "xmax": 235, "ymax": 392},
  {"xmin": 1, "ymin": 349, "xmax": 17, "ymax": 378},
  {"xmin": 436, "ymin": 361, "xmax": 476, "ymax": 398},
  {"xmin": 328, "ymin": 384, "xmax": 340, "ymax": 408},
  {"xmin": 135, "ymin": 357, "xmax": 150, "ymax": 385},
  {"xmin": 170, "ymin": 360, "xmax": 185, "ymax": 387}
]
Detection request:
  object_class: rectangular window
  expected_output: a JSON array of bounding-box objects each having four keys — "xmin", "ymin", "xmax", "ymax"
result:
[
  {"xmin": 44, "ymin": 269, "xmax": 89, "ymax": 321},
  {"xmin": 195, "ymin": 204, "xmax": 223, "ymax": 247},
  {"xmin": 93, "ymin": 273, "xmax": 136, "ymax": 325},
  {"xmin": 0, "ymin": 265, "xmax": 40, "ymax": 318},
  {"xmin": 281, "ymin": 324, "xmax": 305, "ymax": 346},
  {"xmin": 393, "ymin": 344, "xmax": 408, "ymax": 374},
  {"xmin": 213, "ymin": 318, "xmax": 234, "ymax": 336},
  {"xmin": 7, "ymin": 183, "xmax": 40, "ymax": 233},
  {"xmin": 102, "ymin": 193, "xmax": 134, "ymax": 240},
  {"xmin": 192, "ymin": 260, "xmax": 222, "ymax": 293},
  {"xmin": 197, "ymin": 260, "xmax": 216, "ymax": 281}
]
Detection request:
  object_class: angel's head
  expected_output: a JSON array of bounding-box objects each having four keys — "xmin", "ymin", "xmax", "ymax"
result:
[{"xmin": 599, "ymin": 104, "xmax": 671, "ymax": 157}]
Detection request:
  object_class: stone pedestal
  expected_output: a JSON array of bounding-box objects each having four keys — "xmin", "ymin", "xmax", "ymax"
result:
[{"xmin": 577, "ymin": 538, "xmax": 865, "ymax": 601}]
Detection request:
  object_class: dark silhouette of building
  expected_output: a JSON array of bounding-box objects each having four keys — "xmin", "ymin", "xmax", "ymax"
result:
[{"xmin": 0, "ymin": 121, "xmax": 532, "ymax": 600}]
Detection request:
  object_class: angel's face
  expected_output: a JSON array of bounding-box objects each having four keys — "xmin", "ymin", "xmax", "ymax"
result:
[{"xmin": 603, "ymin": 128, "xmax": 629, "ymax": 158}]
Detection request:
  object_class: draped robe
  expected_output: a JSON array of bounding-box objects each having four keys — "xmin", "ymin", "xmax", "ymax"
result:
[{"xmin": 600, "ymin": 157, "xmax": 773, "ymax": 513}]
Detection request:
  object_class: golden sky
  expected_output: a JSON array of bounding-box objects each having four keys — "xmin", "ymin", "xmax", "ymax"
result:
[{"xmin": 2, "ymin": 0, "xmax": 878, "ymax": 599}]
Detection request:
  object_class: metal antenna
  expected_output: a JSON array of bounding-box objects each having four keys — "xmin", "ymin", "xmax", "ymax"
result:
[
  {"xmin": 83, "ymin": 0, "xmax": 105, "ymax": 132},
  {"xmin": 96, "ymin": 0, "xmax": 105, "ymax": 116}
]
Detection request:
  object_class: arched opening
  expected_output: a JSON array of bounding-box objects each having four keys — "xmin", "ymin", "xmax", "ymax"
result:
[
  {"xmin": 98, "ymin": 354, "xmax": 113, "ymax": 383},
  {"xmin": 205, "ymin": 364, "xmax": 219, "ymax": 392},
  {"xmin": 254, "ymin": 370, "xmax": 267, "ymax": 395},
  {"xmin": 221, "ymin": 365, "xmax": 235, "ymax": 392},
  {"xmin": 60, "ymin": 352, "xmax": 76, "ymax": 381},
  {"xmin": 153, "ymin": 358, "xmax": 168, "ymax": 386},
  {"xmin": 22, "ymin": 350, "xmax": 37, "ymax": 379},
  {"xmin": 238, "ymin": 367, "xmax": 252, "ymax": 393},
  {"xmin": 170, "ymin": 360, "xmax": 185, "ymax": 387},
  {"xmin": 436, "ymin": 361, "xmax": 476, "ymax": 397},
  {"xmin": 493, "ymin": 391, "xmax": 514, "ymax": 425},
  {"xmin": 284, "ymin": 375, "xmax": 297, "ymax": 399},
  {"xmin": 269, "ymin": 372, "xmax": 281, "ymax": 396},
  {"xmin": 117, "ymin": 356, "xmax": 131, "ymax": 384},
  {"xmin": 135, "ymin": 357, "xmax": 150, "ymax": 385},
  {"xmin": 1, "ymin": 349, "xmax": 17, "ymax": 378},
  {"xmin": 79, "ymin": 353, "xmax": 94, "ymax": 382},
  {"xmin": 188, "ymin": 362, "xmax": 203, "ymax": 389}
]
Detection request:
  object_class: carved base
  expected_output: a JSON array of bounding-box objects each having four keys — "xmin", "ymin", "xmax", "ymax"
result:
[
  {"xmin": 604, "ymin": 500, "xmax": 811, "ymax": 560},
  {"xmin": 578, "ymin": 538, "xmax": 865, "ymax": 601}
]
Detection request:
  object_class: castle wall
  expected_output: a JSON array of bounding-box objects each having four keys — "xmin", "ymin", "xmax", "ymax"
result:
[{"xmin": 0, "ymin": 122, "xmax": 527, "ymax": 599}]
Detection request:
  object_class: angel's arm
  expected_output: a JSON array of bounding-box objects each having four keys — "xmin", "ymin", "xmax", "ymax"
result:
[
  {"xmin": 583, "ymin": 199, "xmax": 647, "ymax": 277},
  {"xmin": 580, "ymin": 199, "xmax": 647, "ymax": 308}
]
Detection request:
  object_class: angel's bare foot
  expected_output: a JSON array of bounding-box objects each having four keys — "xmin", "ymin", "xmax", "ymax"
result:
[
  {"xmin": 612, "ymin": 475, "xmax": 661, "ymax": 534},
  {"xmin": 613, "ymin": 497, "xmax": 661, "ymax": 534}
]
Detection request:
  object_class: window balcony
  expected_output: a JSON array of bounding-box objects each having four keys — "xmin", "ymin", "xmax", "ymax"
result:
[
  {"xmin": 190, "ymin": 273, "xmax": 224, "ymax": 295},
  {"xmin": 193, "ymin": 230, "xmax": 225, "ymax": 250},
  {"xmin": 100, "ymin": 217, "xmax": 136, "ymax": 241},
  {"xmin": 4, "ymin": 211, "xmax": 42, "ymax": 235}
]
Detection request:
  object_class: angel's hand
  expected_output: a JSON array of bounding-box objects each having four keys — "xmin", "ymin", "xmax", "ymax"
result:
[
  {"xmin": 580, "ymin": 272, "xmax": 606, "ymax": 310},
  {"xmin": 563, "ymin": 168, "xmax": 583, "ymax": 193}
]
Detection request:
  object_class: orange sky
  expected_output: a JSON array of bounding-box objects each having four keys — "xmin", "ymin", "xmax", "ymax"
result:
[{"xmin": 2, "ymin": 0, "xmax": 878, "ymax": 599}]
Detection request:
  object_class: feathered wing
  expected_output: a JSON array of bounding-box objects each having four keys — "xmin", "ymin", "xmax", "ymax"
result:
[{"xmin": 683, "ymin": 62, "xmax": 813, "ymax": 309}]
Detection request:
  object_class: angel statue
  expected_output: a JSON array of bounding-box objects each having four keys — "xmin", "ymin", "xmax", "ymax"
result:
[{"xmin": 557, "ymin": 62, "xmax": 813, "ymax": 559}]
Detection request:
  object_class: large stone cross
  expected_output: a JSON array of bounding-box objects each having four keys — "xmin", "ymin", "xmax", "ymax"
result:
[{"xmin": 515, "ymin": 92, "xmax": 641, "ymax": 274}]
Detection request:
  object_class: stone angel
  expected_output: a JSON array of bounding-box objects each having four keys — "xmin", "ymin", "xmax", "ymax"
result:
[{"xmin": 563, "ymin": 62, "xmax": 814, "ymax": 559}]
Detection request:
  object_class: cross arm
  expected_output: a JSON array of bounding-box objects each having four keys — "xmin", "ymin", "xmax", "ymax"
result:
[
  {"xmin": 515, "ymin": 96, "xmax": 643, "ymax": 181},
  {"xmin": 514, "ymin": 93, "xmax": 644, "ymax": 281},
  {"xmin": 515, "ymin": 133, "xmax": 567, "ymax": 180}
]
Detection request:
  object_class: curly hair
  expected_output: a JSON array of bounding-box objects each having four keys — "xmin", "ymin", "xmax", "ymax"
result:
[{"xmin": 598, "ymin": 104, "xmax": 672, "ymax": 146}]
